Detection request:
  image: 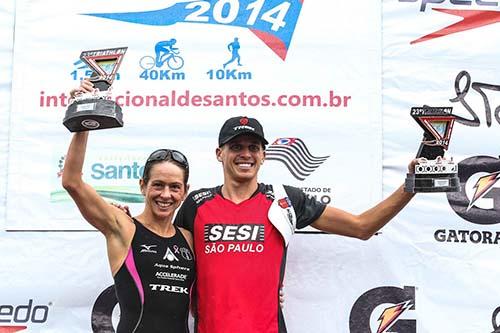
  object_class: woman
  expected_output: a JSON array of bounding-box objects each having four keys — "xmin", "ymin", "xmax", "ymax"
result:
[{"xmin": 62, "ymin": 81, "xmax": 194, "ymax": 333}]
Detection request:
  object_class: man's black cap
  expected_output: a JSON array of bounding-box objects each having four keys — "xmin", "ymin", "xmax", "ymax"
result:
[{"xmin": 218, "ymin": 116, "xmax": 268, "ymax": 147}]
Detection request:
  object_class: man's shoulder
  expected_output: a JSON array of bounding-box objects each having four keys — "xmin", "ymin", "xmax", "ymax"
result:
[
  {"xmin": 185, "ymin": 186, "xmax": 220, "ymax": 206},
  {"xmin": 258, "ymin": 183, "xmax": 302, "ymax": 200}
]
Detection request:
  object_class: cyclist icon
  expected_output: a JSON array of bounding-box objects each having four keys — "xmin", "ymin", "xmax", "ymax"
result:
[{"xmin": 140, "ymin": 39, "xmax": 185, "ymax": 70}]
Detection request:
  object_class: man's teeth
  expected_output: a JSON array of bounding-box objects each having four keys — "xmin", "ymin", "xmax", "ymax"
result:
[
  {"xmin": 238, "ymin": 163, "xmax": 252, "ymax": 168},
  {"xmin": 157, "ymin": 201, "xmax": 171, "ymax": 208}
]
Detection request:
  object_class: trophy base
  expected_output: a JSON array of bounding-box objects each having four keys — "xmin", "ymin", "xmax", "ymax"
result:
[
  {"xmin": 404, "ymin": 173, "xmax": 460, "ymax": 193},
  {"xmin": 63, "ymin": 99, "xmax": 123, "ymax": 132}
]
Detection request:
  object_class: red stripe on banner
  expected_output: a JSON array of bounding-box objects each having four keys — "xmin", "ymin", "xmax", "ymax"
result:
[
  {"xmin": 0, "ymin": 327, "xmax": 28, "ymax": 333},
  {"xmin": 411, "ymin": 9, "xmax": 500, "ymax": 44},
  {"xmin": 251, "ymin": 29, "xmax": 288, "ymax": 60}
]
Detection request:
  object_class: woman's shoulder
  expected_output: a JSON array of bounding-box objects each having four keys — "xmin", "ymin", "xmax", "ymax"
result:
[{"xmin": 177, "ymin": 226, "xmax": 193, "ymax": 251}]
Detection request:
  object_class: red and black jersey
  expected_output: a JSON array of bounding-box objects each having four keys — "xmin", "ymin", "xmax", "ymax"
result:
[{"xmin": 174, "ymin": 183, "xmax": 326, "ymax": 333}]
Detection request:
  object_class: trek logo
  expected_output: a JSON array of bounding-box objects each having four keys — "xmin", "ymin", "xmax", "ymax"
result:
[
  {"xmin": 204, "ymin": 224, "xmax": 265, "ymax": 242},
  {"xmin": 83, "ymin": 0, "xmax": 304, "ymax": 60},
  {"xmin": 349, "ymin": 286, "xmax": 416, "ymax": 333},
  {"xmin": 0, "ymin": 299, "xmax": 50, "ymax": 333},
  {"xmin": 400, "ymin": 0, "xmax": 500, "ymax": 44},
  {"xmin": 140, "ymin": 244, "xmax": 158, "ymax": 253},
  {"xmin": 266, "ymin": 138, "xmax": 330, "ymax": 181},
  {"xmin": 446, "ymin": 155, "xmax": 500, "ymax": 225},
  {"xmin": 150, "ymin": 284, "xmax": 189, "ymax": 294},
  {"xmin": 233, "ymin": 125, "xmax": 255, "ymax": 132}
]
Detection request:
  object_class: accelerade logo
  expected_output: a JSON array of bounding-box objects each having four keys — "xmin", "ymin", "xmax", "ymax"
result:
[{"xmin": 349, "ymin": 286, "xmax": 416, "ymax": 333}]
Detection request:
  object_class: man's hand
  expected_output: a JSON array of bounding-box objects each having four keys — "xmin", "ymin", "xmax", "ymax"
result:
[
  {"xmin": 408, "ymin": 158, "xmax": 419, "ymax": 174},
  {"xmin": 110, "ymin": 202, "xmax": 131, "ymax": 217},
  {"xmin": 279, "ymin": 286, "xmax": 285, "ymax": 308}
]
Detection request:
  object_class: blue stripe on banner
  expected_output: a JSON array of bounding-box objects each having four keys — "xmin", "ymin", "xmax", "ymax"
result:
[{"xmin": 83, "ymin": 0, "xmax": 303, "ymax": 60}]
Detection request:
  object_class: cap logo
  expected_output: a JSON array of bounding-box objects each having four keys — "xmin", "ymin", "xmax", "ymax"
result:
[{"xmin": 240, "ymin": 117, "xmax": 249, "ymax": 125}]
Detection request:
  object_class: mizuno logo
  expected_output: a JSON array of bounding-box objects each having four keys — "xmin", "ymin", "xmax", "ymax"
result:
[
  {"xmin": 266, "ymin": 138, "xmax": 330, "ymax": 180},
  {"xmin": 140, "ymin": 244, "xmax": 158, "ymax": 253}
]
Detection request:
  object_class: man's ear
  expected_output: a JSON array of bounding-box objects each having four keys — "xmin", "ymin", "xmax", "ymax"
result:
[
  {"xmin": 216, "ymin": 147, "xmax": 223, "ymax": 162},
  {"xmin": 183, "ymin": 184, "xmax": 190, "ymax": 200}
]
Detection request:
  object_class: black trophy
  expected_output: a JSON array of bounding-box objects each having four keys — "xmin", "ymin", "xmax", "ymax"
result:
[
  {"xmin": 404, "ymin": 106, "xmax": 460, "ymax": 193},
  {"xmin": 63, "ymin": 47, "xmax": 128, "ymax": 132}
]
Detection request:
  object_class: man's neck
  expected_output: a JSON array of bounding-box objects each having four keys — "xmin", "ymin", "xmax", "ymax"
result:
[{"xmin": 221, "ymin": 180, "xmax": 259, "ymax": 204}]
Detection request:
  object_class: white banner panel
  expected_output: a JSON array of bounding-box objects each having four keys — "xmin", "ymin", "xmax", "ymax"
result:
[
  {"xmin": 383, "ymin": 0, "xmax": 500, "ymax": 332},
  {"xmin": 7, "ymin": 0, "xmax": 382, "ymax": 232},
  {"xmin": 0, "ymin": 0, "xmax": 15, "ymax": 222},
  {"xmin": 3, "ymin": 1, "xmax": 384, "ymax": 333}
]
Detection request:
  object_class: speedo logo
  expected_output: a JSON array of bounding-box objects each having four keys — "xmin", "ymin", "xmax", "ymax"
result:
[
  {"xmin": 0, "ymin": 299, "xmax": 50, "ymax": 325},
  {"xmin": 204, "ymin": 224, "xmax": 265, "ymax": 242},
  {"xmin": 400, "ymin": 0, "xmax": 500, "ymax": 44},
  {"xmin": 402, "ymin": 0, "xmax": 500, "ymax": 12}
]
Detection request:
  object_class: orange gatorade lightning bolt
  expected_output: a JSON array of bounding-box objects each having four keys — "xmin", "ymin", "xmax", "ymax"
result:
[
  {"xmin": 468, "ymin": 171, "xmax": 500, "ymax": 211},
  {"xmin": 377, "ymin": 301, "xmax": 413, "ymax": 333}
]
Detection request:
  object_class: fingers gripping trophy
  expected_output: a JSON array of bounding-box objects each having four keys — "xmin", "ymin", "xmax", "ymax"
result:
[
  {"xmin": 63, "ymin": 47, "xmax": 127, "ymax": 132},
  {"xmin": 404, "ymin": 106, "xmax": 460, "ymax": 193}
]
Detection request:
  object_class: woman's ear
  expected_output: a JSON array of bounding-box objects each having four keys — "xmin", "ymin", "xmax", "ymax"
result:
[{"xmin": 139, "ymin": 179, "xmax": 146, "ymax": 195}]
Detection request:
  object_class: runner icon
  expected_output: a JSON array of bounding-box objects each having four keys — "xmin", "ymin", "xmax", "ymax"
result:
[{"xmin": 223, "ymin": 37, "xmax": 242, "ymax": 69}]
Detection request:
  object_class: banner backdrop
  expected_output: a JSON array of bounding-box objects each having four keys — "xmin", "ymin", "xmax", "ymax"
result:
[
  {"xmin": 1, "ymin": 0, "xmax": 499, "ymax": 332},
  {"xmin": 382, "ymin": 0, "xmax": 500, "ymax": 332}
]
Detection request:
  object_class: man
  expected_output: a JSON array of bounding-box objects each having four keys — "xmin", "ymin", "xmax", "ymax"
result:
[{"xmin": 174, "ymin": 116, "xmax": 416, "ymax": 333}]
